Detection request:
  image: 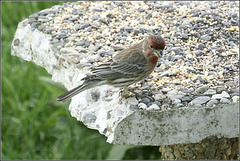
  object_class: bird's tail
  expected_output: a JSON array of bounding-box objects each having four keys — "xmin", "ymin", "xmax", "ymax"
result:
[{"xmin": 57, "ymin": 80, "xmax": 102, "ymax": 103}]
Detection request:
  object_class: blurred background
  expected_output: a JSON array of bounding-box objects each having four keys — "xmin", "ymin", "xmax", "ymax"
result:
[{"xmin": 1, "ymin": 1, "xmax": 161, "ymax": 159}]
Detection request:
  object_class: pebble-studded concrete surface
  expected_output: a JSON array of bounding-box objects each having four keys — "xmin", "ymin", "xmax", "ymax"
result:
[{"xmin": 27, "ymin": 1, "xmax": 239, "ymax": 110}]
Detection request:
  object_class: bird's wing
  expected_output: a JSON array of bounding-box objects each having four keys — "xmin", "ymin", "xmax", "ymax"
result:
[{"xmin": 91, "ymin": 43, "xmax": 148, "ymax": 80}]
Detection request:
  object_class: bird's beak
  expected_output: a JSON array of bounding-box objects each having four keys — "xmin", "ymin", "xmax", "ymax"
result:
[{"xmin": 153, "ymin": 49, "xmax": 163, "ymax": 58}]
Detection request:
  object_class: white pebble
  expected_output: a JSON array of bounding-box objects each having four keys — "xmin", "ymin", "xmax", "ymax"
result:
[{"xmin": 138, "ymin": 102, "xmax": 147, "ymax": 110}]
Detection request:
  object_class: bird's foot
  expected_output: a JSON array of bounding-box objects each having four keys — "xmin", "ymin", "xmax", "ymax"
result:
[{"xmin": 119, "ymin": 88, "xmax": 141, "ymax": 99}]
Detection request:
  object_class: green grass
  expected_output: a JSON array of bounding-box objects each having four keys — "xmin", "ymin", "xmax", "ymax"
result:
[{"xmin": 1, "ymin": 1, "xmax": 161, "ymax": 160}]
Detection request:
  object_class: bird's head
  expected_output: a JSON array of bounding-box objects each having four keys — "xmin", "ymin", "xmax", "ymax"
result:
[{"xmin": 144, "ymin": 35, "xmax": 165, "ymax": 58}]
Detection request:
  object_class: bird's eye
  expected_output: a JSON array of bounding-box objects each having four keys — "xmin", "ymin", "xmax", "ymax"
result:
[{"xmin": 150, "ymin": 45, "xmax": 154, "ymax": 49}]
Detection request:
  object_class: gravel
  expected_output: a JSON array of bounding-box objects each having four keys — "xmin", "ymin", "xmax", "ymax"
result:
[{"xmin": 26, "ymin": 1, "xmax": 239, "ymax": 110}]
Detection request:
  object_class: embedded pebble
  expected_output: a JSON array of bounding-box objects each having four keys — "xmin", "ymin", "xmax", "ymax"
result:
[
  {"xmin": 212, "ymin": 91, "xmax": 230, "ymax": 99},
  {"xmin": 206, "ymin": 99, "xmax": 219, "ymax": 107},
  {"xmin": 220, "ymin": 98, "xmax": 231, "ymax": 104},
  {"xmin": 166, "ymin": 90, "xmax": 186, "ymax": 99},
  {"xmin": 82, "ymin": 113, "xmax": 97, "ymax": 124},
  {"xmin": 195, "ymin": 85, "xmax": 209, "ymax": 94},
  {"xmin": 138, "ymin": 102, "xmax": 147, "ymax": 110},
  {"xmin": 191, "ymin": 96, "xmax": 211, "ymax": 105},
  {"xmin": 204, "ymin": 89, "xmax": 217, "ymax": 95},
  {"xmin": 181, "ymin": 96, "xmax": 192, "ymax": 102},
  {"xmin": 127, "ymin": 97, "xmax": 139, "ymax": 106},
  {"xmin": 232, "ymin": 96, "xmax": 239, "ymax": 103}
]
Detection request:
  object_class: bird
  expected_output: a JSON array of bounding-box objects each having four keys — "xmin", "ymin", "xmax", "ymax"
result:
[{"xmin": 57, "ymin": 35, "xmax": 165, "ymax": 103}]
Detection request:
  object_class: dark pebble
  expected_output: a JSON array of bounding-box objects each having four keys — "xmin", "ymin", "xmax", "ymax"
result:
[
  {"xmin": 181, "ymin": 96, "xmax": 192, "ymax": 102},
  {"xmin": 70, "ymin": 16, "xmax": 79, "ymax": 21},
  {"xmin": 98, "ymin": 51, "xmax": 114, "ymax": 57},
  {"xmin": 167, "ymin": 7, "xmax": 174, "ymax": 12},
  {"xmin": 92, "ymin": 8, "xmax": 105, "ymax": 12},
  {"xmin": 124, "ymin": 27, "xmax": 133, "ymax": 32},
  {"xmin": 31, "ymin": 22, "xmax": 41, "ymax": 28},
  {"xmin": 39, "ymin": 9, "xmax": 51, "ymax": 16},
  {"xmin": 92, "ymin": 15, "xmax": 99, "ymax": 20},
  {"xmin": 172, "ymin": 48, "xmax": 181, "ymax": 55},
  {"xmin": 222, "ymin": 22, "xmax": 230, "ymax": 27},
  {"xmin": 85, "ymin": 41, "xmax": 91, "ymax": 47},
  {"xmin": 200, "ymin": 34, "xmax": 211, "ymax": 40},
  {"xmin": 122, "ymin": 32, "xmax": 128, "ymax": 36},
  {"xmin": 148, "ymin": 101, "xmax": 161, "ymax": 107},
  {"xmin": 141, "ymin": 97, "xmax": 152, "ymax": 104},
  {"xmin": 186, "ymin": 68, "xmax": 196, "ymax": 73},
  {"xmin": 114, "ymin": 2, "xmax": 123, "ymax": 6},
  {"xmin": 224, "ymin": 64, "xmax": 232, "ymax": 70},
  {"xmin": 123, "ymin": 14, "xmax": 128, "ymax": 19},
  {"xmin": 179, "ymin": 25, "xmax": 187, "ymax": 30},
  {"xmin": 29, "ymin": 13, "xmax": 39, "ymax": 18},
  {"xmin": 228, "ymin": 41, "xmax": 236, "ymax": 48},
  {"xmin": 198, "ymin": 44, "xmax": 206, "ymax": 50},
  {"xmin": 146, "ymin": 13, "xmax": 152, "ymax": 19},
  {"xmin": 92, "ymin": 24, "xmax": 100, "ymax": 29},
  {"xmin": 231, "ymin": 93, "xmax": 239, "ymax": 97},
  {"xmin": 197, "ymin": 76, "xmax": 205, "ymax": 84},
  {"xmin": 211, "ymin": 46, "xmax": 220, "ymax": 50},
  {"xmin": 196, "ymin": 18, "xmax": 204, "ymax": 23},
  {"xmin": 86, "ymin": 26, "xmax": 92, "ymax": 32},
  {"xmin": 74, "ymin": 24, "xmax": 81, "ymax": 30},
  {"xmin": 154, "ymin": 5, "xmax": 163, "ymax": 9},
  {"xmin": 231, "ymin": 19, "xmax": 239, "ymax": 26},
  {"xmin": 106, "ymin": 13, "xmax": 115, "ymax": 19},
  {"xmin": 196, "ymin": 50, "xmax": 203, "ymax": 56},
  {"xmin": 98, "ymin": 19, "xmax": 108, "ymax": 25},
  {"xmin": 45, "ymin": 28, "xmax": 54, "ymax": 34},
  {"xmin": 74, "ymin": 10, "xmax": 83, "ymax": 16},
  {"xmin": 137, "ymin": 8, "xmax": 145, "ymax": 12},
  {"xmin": 87, "ymin": 59, "xmax": 94, "ymax": 63},
  {"xmin": 139, "ymin": 28, "xmax": 147, "ymax": 33},
  {"xmin": 63, "ymin": 20, "xmax": 73, "ymax": 23},
  {"xmin": 72, "ymin": 8, "xmax": 77, "ymax": 14},
  {"xmin": 210, "ymin": 5, "xmax": 217, "ymax": 9},
  {"xmin": 211, "ymin": 59, "xmax": 220, "ymax": 66},
  {"xmin": 181, "ymin": 34, "xmax": 189, "ymax": 40},
  {"xmin": 58, "ymin": 33, "xmax": 67, "ymax": 39},
  {"xmin": 80, "ymin": 23, "xmax": 90, "ymax": 29},
  {"xmin": 230, "ymin": 12, "xmax": 238, "ymax": 18},
  {"xmin": 216, "ymin": 87, "xmax": 225, "ymax": 93}
]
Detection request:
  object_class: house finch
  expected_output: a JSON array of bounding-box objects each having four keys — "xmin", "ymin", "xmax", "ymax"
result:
[{"xmin": 57, "ymin": 35, "xmax": 165, "ymax": 102}]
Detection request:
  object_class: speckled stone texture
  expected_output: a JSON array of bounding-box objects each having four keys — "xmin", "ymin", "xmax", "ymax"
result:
[
  {"xmin": 11, "ymin": 1, "xmax": 239, "ymax": 146},
  {"xmin": 159, "ymin": 137, "xmax": 239, "ymax": 160}
]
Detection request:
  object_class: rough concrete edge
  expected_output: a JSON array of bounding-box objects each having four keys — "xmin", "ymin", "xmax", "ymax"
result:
[{"xmin": 112, "ymin": 103, "xmax": 239, "ymax": 146}]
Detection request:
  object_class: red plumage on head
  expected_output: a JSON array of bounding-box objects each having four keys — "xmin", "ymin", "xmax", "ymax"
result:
[{"xmin": 148, "ymin": 35, "xmax": 165, "ymax": 50}]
